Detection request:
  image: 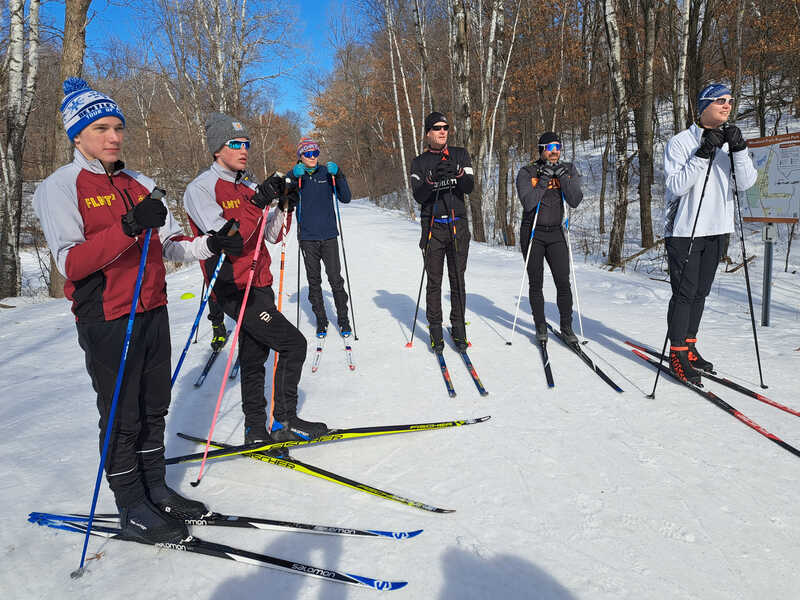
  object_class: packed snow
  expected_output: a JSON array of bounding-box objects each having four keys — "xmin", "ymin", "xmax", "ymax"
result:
[{"xmin": 1, "ymin": 197, "xmax": 799, "ymax": 599}]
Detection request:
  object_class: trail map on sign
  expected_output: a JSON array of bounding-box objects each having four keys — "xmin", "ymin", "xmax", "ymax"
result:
[{"xmin": 743, "ymin": 132, "xmax": 800, "ymax": 220}]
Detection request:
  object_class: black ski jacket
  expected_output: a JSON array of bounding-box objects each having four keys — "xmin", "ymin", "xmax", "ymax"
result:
[
  {"xmin": 516, "ymin": 159, "xmax": 583, "ymax": 228},
  {"xmin": 410, "ymin": 145, "xmax": 474, "ymax": 221}
]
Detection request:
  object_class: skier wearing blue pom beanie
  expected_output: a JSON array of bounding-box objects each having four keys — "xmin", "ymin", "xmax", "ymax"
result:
[
  {"xmin": 33, "ymin": 78, "xmax": 219, "ymax": 544},
  {"xmin": 662, "ymin": 83, "xmax": 757, "ymax": 384}
]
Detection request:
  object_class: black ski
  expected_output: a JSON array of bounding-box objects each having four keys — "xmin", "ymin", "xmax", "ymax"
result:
[
  {"xmin": 229, "ymin": 356, "xmax": 240, "ymax": 379},
  {"xmin": 166, "ymin": 416, "xmax": 490, "ymax": 465},
  {"xmin": 547, "ymin": 323, "xmax": 623, "ymax": 392},
  {"xmin": 435, "ymin": 351, "xmax": 457, "ymax": 397},
  {"xmin": 177, "ymin": 434, "xmax": 455, "ymax": 513},
  {"xmin": 29, "ymin": 511, "xmax": 422, "ymax": 540},
  {"xmin": 29, "ymin": 515, "xmax": 407, "ymax": 590},
  {"xmin": 630, "ymin": 348, "xmax": 800, "ymax": 459},
  {"xmin": 194, "ymin": 329, "xmax": 231, "ymax": 387},
  {"xmin": 447, "ymin": 328, "xmax": 488, "ymax": 396},
  {"xmin": 538, "ymin": 340, "xmax": 555, "ymax": 388},
  {"xmin": 625, "ymin": 340, "xmax": 799, "ymax": 417}
]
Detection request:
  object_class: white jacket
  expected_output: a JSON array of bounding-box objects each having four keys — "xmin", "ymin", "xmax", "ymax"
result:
[{"xmin": 663, "ymin": 123, "xmax": 757, "ymax": 237}]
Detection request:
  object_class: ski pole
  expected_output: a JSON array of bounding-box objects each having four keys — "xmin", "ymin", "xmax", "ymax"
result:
[
  {"xmin": 171, "ymin": 252, "xmax": 227, "ymax": 387},
  {"xmin": 296, "ymin": 178, "xmax": 302, "ymax": 328},
  {"xmin": 407, "ymin": 182, "xmax": 441, "ymax": 348},
  {"xmin": 562, "ymin": 196, "xmax": 586, "ymax": 343},
  {"xmin": 74, "ymin": 228, "xmax": 153, "ymax": 578},
  {"xmin": 268, "ymin": 209, "xmax": 290, "ymax": 433},
  {"xmin": 727, "ymin": 133, "xmax": 768, "ymax": 388},
  {"xmin": 192, "ymin": 204, "xmax": 272, "ymax": 487},
  {"xmin": 449, "ymin": 205, "xmax": 468, "ymax": 336},
  {"xmin": 195, "ymin": 279, "xmax": 205, "ymax": 344},
  {"xmin": 507, "ymin": 200, "xmax": 541, "ymax": 345},
  {"xmin": 648, "ymin": 151, "xmax": 716, "ymax": 398},
  {"xmin": 331, "ymin": 175, "xmax": 358, "ymax": 340}
]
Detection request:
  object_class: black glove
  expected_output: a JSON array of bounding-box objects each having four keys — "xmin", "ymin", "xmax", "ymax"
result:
[
  {"xmin": 121, "ymin": 188, "xmax": 167, "ymax": 237},
  {"xmin": 251, "ymin": 172, "xmax": 284, "ymax": 209},
  {"xmin": 724, "ymin": 124, "xmax": 747, "ymax": 152},
  {"xmin": 433, "ymin": 159, "xmax": 458, "ymax": 182},
  {"xmin": 536, "ymin": 164, "xmax": 556, "ymax": 185},
  {"xmin": 553, "ymin": 163, "xmax": 568, "ymax": 179},
  {"xmin": 695, "ymin": 128, "xmax": 725, "ymax": 159},
  {"xmin": 206, "ymin": 219, "xmax": 243, "ymax": 256},
  {"xmin": 279, "ymin": 190, "xmax": 299, "ymax": 213}
]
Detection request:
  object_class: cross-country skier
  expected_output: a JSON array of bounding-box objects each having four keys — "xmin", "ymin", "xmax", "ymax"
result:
[
  {"xmin": 663, "ymin": 83, "xmax": 757, "ymax": 384},
  {"xmin": 410, "ymin": 111, "xmax": 474, "ymax": 352},
  {"xmin": 515, "ymin": 132, "xmax": 583, "ymax": 344},
  {"xmin": 33, "ymin": 78, "xmax": 217, "ymax": 544},
  {"xmin": 285, "ymin": 137, "xmax": 352, "ymax": 338},
  {"xmin": 183, "ymin": 113, "xmax": 328, "ymax": 444}
]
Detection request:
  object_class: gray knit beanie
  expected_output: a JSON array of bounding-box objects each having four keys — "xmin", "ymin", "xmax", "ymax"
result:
[{"xmin": 206, "ymin": 112, "xmax": 249, "ymax": 154}]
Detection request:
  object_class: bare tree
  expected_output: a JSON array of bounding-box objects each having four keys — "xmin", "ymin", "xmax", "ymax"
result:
[
  {"xmin": 1, "ymin": 0, "xmax": 41, "ymax": 298},
  {"xmin": 47, "ymin": 0, "xmax": 92, "ymax": 298},
  {"xmin": 603, "ymin": 0, "xmax": 632, "ymax": 266}
]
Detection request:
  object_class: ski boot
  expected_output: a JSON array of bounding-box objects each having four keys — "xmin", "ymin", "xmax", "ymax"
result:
[
  {"xmin": 451, "ymin": 323, "xmax": 469, "ymax": 352},
  {"xmin": 120, "ymin": 497, "xmax": 189, "ymax": 544},
  {"xmin": 429, "ymin": 324, "xmax": 444, "ymax": 353},
  {"xmin": 272, "ymin": 415, "xmax": 329, "ymax": 441},
  {"xmin": 669, "ymin": 346, "xmax": 702, "ymax": 386},
  {"xmin": 686, "ymin": 338, "xmax": 714, "ymax": 372},
  {"xmin": 149, "ymin": 485, "xmax": 210, "ymax": 520},
  {"xmin": 535, "ymin": 323, "xmax": 548, "ymax": 344}
]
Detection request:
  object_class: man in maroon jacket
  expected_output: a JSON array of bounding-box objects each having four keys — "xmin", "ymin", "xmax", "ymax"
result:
[
  {"xmin": 34, "ymin": 78, "xmax": 225, "ymax": 544},
  {"xmin": 184, "ymin": 113, "xmax": 329, "ymax": 445}
]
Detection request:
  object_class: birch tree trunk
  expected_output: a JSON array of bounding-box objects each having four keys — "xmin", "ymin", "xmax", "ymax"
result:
[
  {"xmin": 603, "ymin": 0, "xmax": 630, "ymax": 266},
  {"xmin": 412, "ymin": 0, "xmax": 435, "ymax": 111},
  {"xmin": 451, "ymin": 0, "xmax": 482, "ymax": 241},
  {"xmin": 638, "ymin": 0, "xmax": 656, "ymax": 248},
  {"xmin": 384, "ymin": 0, "xmax": 415, "ymax": 219},
  {"xmin": 673, "ymin": 0, "xmax": 690, "ymax": 130},
  {"xmin": 731, "ymin": 0, "xmax": 745, "ymax": 122},
  {"xmin": 1, "ymin": 0, "xmax": 41, "ymax": 299},
  {"xmin": 48, "ymin": 0, "xmax": 92, "ymax": 298}
]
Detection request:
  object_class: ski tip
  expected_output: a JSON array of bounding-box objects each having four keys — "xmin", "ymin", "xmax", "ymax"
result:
[
  {"xmin": 367, "ymin": 528, "xmax": 424, "ymax": 539},
  {"xmin": 480, "ymin": 391, "xmax": 490, "ymax": 397},
  {"xmin": 345, "ymin": 574, "xmax": 408, "ymax": 591}
]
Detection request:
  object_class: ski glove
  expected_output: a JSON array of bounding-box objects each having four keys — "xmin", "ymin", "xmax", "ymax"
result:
[
  {"xmin": 724, "ymin": 124, "xmax": 747, "ymax": 152},
  {"xmin": 553, "ymin": 163, "xmax": 569, "ymax": 179},
  {"xmin": 537, "ymin": 164, "xmax": 556, "ymax": 185},
  {"xmin": 292, "ymin": 163, "xmax": 305, "ymax": 178},
  {"xmin": 326, "ymin": 161, "xmax": 339, "ymax": 176},
  {"xmin": 433, "ymin": 159, "xmax": 458, "ymax": 182},
  {"xmin": 695, "ymin": 128, "xmax": 725, "ymax": 159},
  {"xmin": 206, "ymin": 219, "xmax": 243, "ymax": 256},
  {"xmin": 251, "ymin": 172, "xmax": 285, "ymax": 209},
  {"xmin": 121, "ymin": 188, "xmax": 167, "ymax": 237}
]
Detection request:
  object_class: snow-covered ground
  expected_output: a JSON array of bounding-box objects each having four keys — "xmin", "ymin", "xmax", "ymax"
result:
[{"xmin": 1, "ymin": 197, "xmax": 799, "ymax": 599}]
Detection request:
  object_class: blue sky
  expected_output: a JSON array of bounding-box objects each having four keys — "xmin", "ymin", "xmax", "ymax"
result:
[{"xmin": 42, "ymin": 0, "xmax": 350, "ymax": 130}]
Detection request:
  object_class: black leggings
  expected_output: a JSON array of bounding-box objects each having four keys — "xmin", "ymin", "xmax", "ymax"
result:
[
  {"xmin": 666, "ymin": 234, "xmax": 725, "ymax": 346},
  {"xmin": 300, "ymin": 238, "xmax": 349, "ymax": 326},
  {"xmin": 521, "ymin": 226, "xmax": 573, "ymax": 326}
]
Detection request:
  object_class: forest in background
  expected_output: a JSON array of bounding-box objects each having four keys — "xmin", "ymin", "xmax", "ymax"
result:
[{"xmin": 1, "ymin": 0, "xmax": 799, "ymax": 299}]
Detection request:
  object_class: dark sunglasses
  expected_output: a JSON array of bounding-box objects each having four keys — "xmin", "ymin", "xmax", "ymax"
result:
[
  {"xmin": 302, "ymin": 150, "xmax": 320, "ymax": 158},
  {"xmin": 541, "ymin": 142, "xmax": 561, "ymax": 152},
  {"xmin": 225, "ymin": 139, "xmax": 250, "ymax": 150},
  {"xmin": 431, "ymin": 125, "xmax": 449, "ymax": 131},
  {"xmin": 706, "ymin": 97, "xmax": 735, "ymax": 106}
]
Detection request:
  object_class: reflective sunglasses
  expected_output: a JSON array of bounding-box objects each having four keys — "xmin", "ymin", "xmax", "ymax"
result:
[
  {"xmin": 702, "ymin": 97, "xmax": 734, "ymax": 106},
  {"xmin": 225, "ymin": 139, "xmax": 250, "ymax": 150},
  {"xmin": 541, "ymin": 142, "xmax": 562, "ymax": 152},
  {"xmin": 431, "ymin": 124, "xmax": 449, "ymax": 131},
  {"xmin": 302, "ymin": 150, "xmax": 320, "ymax": 158}
]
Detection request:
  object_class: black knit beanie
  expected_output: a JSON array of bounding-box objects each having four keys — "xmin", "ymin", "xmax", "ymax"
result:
[
  {"xmin": 537, "ymin": 131, "xmax": 561, "ymax": 153},
  {"xmin": 424, "ymin": 111, "xmax": 448, "ymax": 133}
]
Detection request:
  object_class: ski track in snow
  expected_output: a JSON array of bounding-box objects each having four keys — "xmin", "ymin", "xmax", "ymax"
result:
[{"xmin": 1, "ymin": 197, "xmax": 799, "ymax": 599}]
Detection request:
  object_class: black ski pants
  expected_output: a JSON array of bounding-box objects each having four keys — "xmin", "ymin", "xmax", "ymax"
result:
[
  {"xmin": 217, "ymin": 286, "xmax": 307, "ymax": 429},
  {"xmin": 521, "ymin": 226, "xmax": 573, "ymax": 326},
  {"xmin": 666, "ymin": 234, "xmax": 724, "ymax": 346},
  {"xmin": 421, "ymin": 220, "xmax": 470, "ymax": 327},
  {"xmin": 207, "ymin": 296, "xmax": 224, "ymax": 326},
  {"xmin": 77, "ymin": 306, "xmax": 172, "ymax": 509},
  {"xmin": 299, "ymin": 238, "xmax": 349, "ymax": 327}
]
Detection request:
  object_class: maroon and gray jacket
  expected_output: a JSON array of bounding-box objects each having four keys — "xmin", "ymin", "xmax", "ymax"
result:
[
  {"xmin": 33, "ymin": 150, "xmax": 213, "ymax": 322},
  {"xmin": 183, "ymin": 162, "xmax": 289, "ymax": 297}
]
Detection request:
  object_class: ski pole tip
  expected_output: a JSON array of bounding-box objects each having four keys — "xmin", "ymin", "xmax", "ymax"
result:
[
  {"xmin": 645, "ymin": 393, "xmax": 656, "ymax": 400},
  {"xmin": 190, "ymin": 478, "xmax": 202, "ymax": 488},
  {"xmin": 70, "ymin": 567, "xmax": 86, "ymax": 579},
  {"xmin": 505, "ymin": 341, "xmax": 512, "ymax": 346},
  {"xmin": 405, "ymin": 342, "xmax": 413, "ymax": 348}
]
